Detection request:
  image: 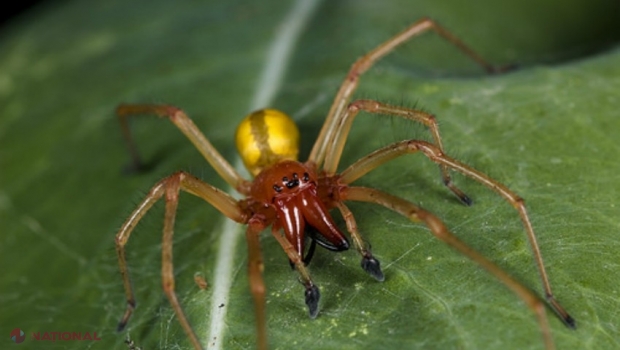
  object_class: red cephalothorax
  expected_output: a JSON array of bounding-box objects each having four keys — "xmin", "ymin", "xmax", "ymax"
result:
[{"xmin": 249, "ymin": 160, "xmax": 349, "ymax": 261}]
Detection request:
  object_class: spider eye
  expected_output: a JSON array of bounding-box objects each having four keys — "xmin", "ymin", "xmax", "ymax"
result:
[{"xmin": 235, "ymin": 109, "xmax": 300, "ymax": 176}]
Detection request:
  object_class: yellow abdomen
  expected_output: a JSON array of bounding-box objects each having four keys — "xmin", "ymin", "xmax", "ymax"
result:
[{"xmin": 235, "ymin": 109, "xmax": 300, "ymax": 176}]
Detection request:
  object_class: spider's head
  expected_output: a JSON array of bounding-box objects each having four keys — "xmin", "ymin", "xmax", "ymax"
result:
[
  {"xmin": 235, "ymin": 109, "xmax": 300, "ymax": 176},
  {"xmin": 250, "ymin": 159, "xmax": 350, "ymax": 258}
]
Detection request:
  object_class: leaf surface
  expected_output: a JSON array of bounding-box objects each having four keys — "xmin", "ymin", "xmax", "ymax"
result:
[{"xmin": 1, "ymin": 1, "xmax": 619, "ymax": 349}]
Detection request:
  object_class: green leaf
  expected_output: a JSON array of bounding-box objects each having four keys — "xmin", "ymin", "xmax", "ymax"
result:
[{"xmin": 1, "ymin": 1, "xmax": 619, "ymax": 350}]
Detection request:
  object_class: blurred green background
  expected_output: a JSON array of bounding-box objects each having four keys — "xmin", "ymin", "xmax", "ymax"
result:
[{"xmin": 1, "ymin": 0, "xmax": 619, "ymax": 349}]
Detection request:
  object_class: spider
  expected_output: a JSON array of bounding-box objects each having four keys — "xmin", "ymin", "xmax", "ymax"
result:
[{"xmin": 114, "ymin": 18, "xmax": 574, "ymax": 350}]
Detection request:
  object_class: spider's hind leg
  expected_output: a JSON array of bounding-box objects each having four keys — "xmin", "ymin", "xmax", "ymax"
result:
[{"xmin": 116, "ymin": 104, "xmax": 250, "ymax": 192}]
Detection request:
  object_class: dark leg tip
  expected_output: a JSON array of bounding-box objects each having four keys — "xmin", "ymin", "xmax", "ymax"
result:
[
  {"xmin": 305, "ymin": 284, "xmax": 320, "ymax": 319},
  {"xmin": 564, "ymin": 315, "xmax": 576, "ymax": 329},
  {"xmin": 361, "ymin": 255, "xmax": 384, "ymax": 282},
  {"xmin": 117, "ymin": 321, "xmax": 127, "ymax": 332},
  {"xmin": 460, "ymin": 194, "xmax": 473, "ymax": 206},
  {"xmin": 443, "ymin": 179, "xmax": 473, "ymax": 206}
]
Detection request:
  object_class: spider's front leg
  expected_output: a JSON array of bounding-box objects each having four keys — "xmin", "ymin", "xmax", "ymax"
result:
[
  {"xmin": 310, "ymin": 17, "xmax": 509, "ymax": 168},
  {"xmin": 115, "ymin": 171, "xmax": 247, "ymax": 350},
  {"xmin": 310, "ymin": 18, "xmax": 515, "ymax": 206}
]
